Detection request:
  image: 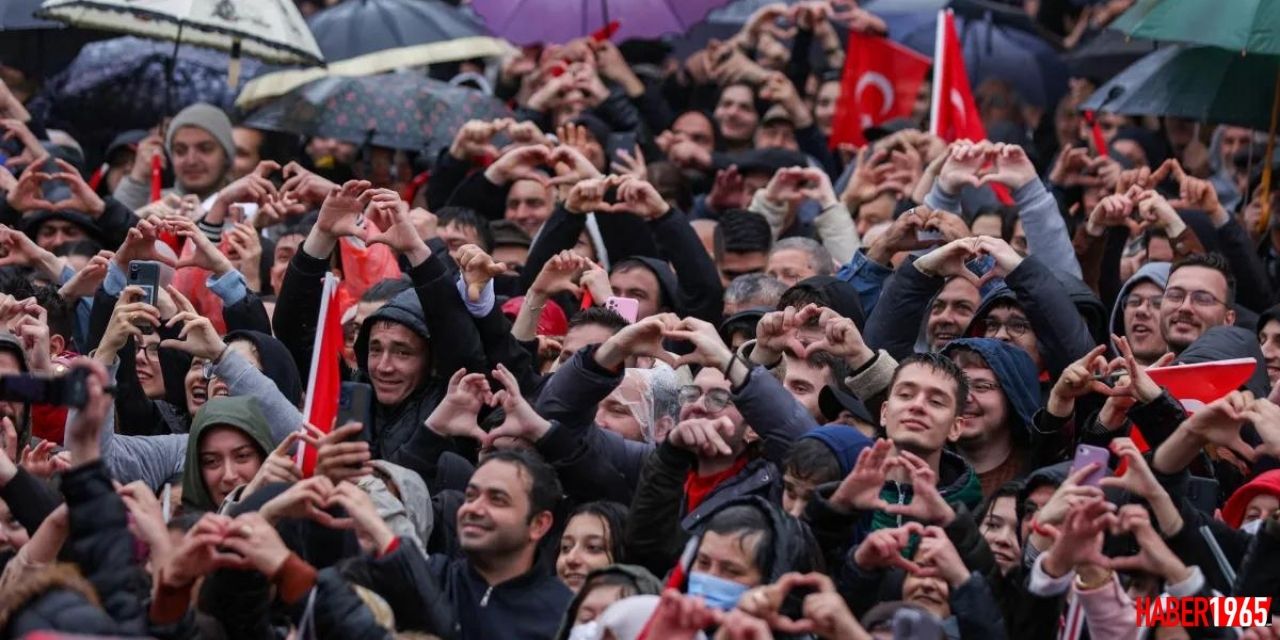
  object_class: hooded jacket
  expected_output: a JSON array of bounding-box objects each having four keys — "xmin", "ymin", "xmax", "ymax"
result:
[
  {"xmin": 800, "ymin": 425, "xmax": 872, "ymax": 476},
  {"xmin": 181, "ymin": 396, "xmax": 275, "ymax": 513},
  {"xmin": 942, "ymin": 338, "xmax": 1040, "ymax": 438},
  {"xmin": 1222, "ymin": 469, "xmax": 1280, "ymax": 529},
  {"xmin": 224, "ymin": 330, "xmax": 302, "ymax": 406},
  {"xmin": 871, "ymin": 447, "xmax": 984, "ymax": 533},
  {"xmin": 1109, "ymin": 262, "xmax": 1171, "ymax": 345},
  {"xmin": 553, "ymin": 564, "xmax": 663, "ymax": 640}
]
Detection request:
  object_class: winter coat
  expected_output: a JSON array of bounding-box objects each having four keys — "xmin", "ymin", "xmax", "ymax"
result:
[
  {"xmin": 624, "ymin": 365, "xmax": 818, "ymax": 576},
  {"xmin": 0, "ymin": 460, "xmax": 150, "ymax": 637},
  {"xmin": 1109, "ymin": 262, "xmax": 1171, "ymax": 346},
  {"xmin": 553, "ymin": 564, "xmax": 663, "ymax": 640}
]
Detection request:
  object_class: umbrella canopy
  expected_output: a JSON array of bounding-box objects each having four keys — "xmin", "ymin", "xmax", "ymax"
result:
[
  {"xmin": 1080, "ymin": 45, "xmax": 1279, "ymax": 131},
  {"xmin": 28, "ymin": 36, "xmax": 262, "ymax": 167},
  {"xmin": 892, "ymin": 8, "xmax": 1068, "ymax": 108},
  {"xmin": 36, "ymin": 0, "xmax": 323, "ymax": 66},
  {"xmin": 668, "ymin": 0, "xmax": 798, "ymax": 59},
  {"xmin": 1062, "ymin": 29, "xmax": 1158, "ymax": 82},
  {"xmin": 1109, "ymin": 0, "xmax": 1280, "ymax": 56},
  {"xmin": 470, "ymin": 0, "xmax": 736, "ymax": 45},
  {"xmin": 237, "ymin": 0, "xmax": 511, "ymax": 108},
  {"xmin": 241, "ymin": 71, "xmax": 512, "ymax": 157}
]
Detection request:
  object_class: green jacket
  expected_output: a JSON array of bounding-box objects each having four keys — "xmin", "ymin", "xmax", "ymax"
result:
[{"xmin": 181, "ymin": 396, "xmax": 273, "ymax": 513}]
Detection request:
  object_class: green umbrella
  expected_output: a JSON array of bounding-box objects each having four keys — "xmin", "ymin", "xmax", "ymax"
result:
[
  {"xmin": 1109, "ymin": 0, "xmax": 1280, "ymax": 55},
  {"xmin": 1080, "ymin": 45, "xmax": 1278, "ymax": 131}
]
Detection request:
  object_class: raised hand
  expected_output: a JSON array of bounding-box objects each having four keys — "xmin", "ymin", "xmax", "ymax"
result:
[
  {"xmin": 914, "ymin": 525, "xmax": 971, "ymax": 587},
  {"xmin": 645, "ymin": 589, "xmax": 724, "ymax": 640},
  {"xmin": 976, "ymin": 142, "xmax": 1038, "ymax": 190},
  {"xmin": 258, "ymin": 475, "xmax": 350, "ymax": 528},
  {"xmin": 853, "ymin": 522, "xmax": 931, "ymax": 574},
  {"xmin": 0, "ymin": 118, "xmax": 48, "ymax": 169},
  {"xmin": 46, "ymin": 159, "xmax": 105, "ymax": 216},
  {"xmin": 315, "ymin": 179, "xmax": 373, "ymax": 239},
  {"xmin": 1085, "ymin": 192, "xmax": 1136, "ymax": 234},
  {"xmin": 328, "ymin": 481, "xmax": 397, "ymax": 553},
  {"xmin": 0, "ymin": 225, "xmax": 63, "ymax": 277},
  {"xmin": 804, "ymin": 307, "xmax": 875, "ymax": 369},
  {"xmin": 484, "ymin": 145, "xmax": 552, "ymax": 187},
  {"xmin": 1181, "ymin": 390, "xmax": 1257, "ymax": 462},
  {"xmin": 1098, "ymin": 437, "xmax": 1164, "ymax": 500},
  {"xmin": 613, "ymin": 175, "xmax": 671, "ymax": 220},
  {"xmin": 456, "ymin": 244, "xmax": 508, "ymax": 302},
  {"xmin": 564, "ymin": 175, "xmax": 621, "ymax": 214},
  {"xmin": 60, "ymin": 250, "xmax": 112, "ymax": 300},
  {"xmin": 666, "ymin": 316, "xmax": 736, "ymax": 371},
  {"xmin": 281, "ymin": 161, "xmax": 338, "ymax": 206},
  {"xmin": 217, "ymin": 512, "xmax": 294, "ymax": 577},
  {"xmin": 611, "ymin": 145, "xmax": 648, "ymax": 181},
  {"xmin": 97, "ymin": 286, "xmax": 160, "ymax": 363},
  {"xmin": 364, "ymin": 192, "xmax": 430, "ymax": 265},
  {"xmin": 707, "ymin": 165, "xmax": 746, "ymax": 211},
  {"xmin": 912, "ymin": 237, "xmax": 982, "ymax": 286},
  {"xmin": 842, "ymin": 147, "xmax": 909, "ymax": 208},
  {"xmin": 864, "ymin": 206, "xmax": 939, "ymax": 265},
  {"xmin": 19, "ymin": 439, "xmax": 66, "ymax": 480},
  {"xmin": 829, "ymin": 438, "xmax": 893, "ymax": 513},
  {"xmin": 161, "ymin": 286, "xmax": 226, "ymax": 361},
  {"xmin": 1110, "ymin": 333, "xmax": 1173, "ymax": 404},
  {"xmin": 667, "ymin": 417, "xmax": 736, "ymax": 458},
  {"xmin": 595, "ymin": 312, "xmax": 681, "ymax": 370},
  {"xmin": 482, "ymin": 364, "xmax": 552, "ymax": 447},
  {"xmin": 214, "ymin": 160, "xmax": 280, "ymax": 211},
  {"xmin": 1048, "ymin": 344, "xmax": 1122, "ymax": 416},
  {"xmin": 114, "ymin": 217, "xmax": 178, "ymax": 269},
  {"xmin": 549, "ymin": 143, "xmax": 603, "ymax": 186},
  {"xmin": 530, "ymin": 250, "xmax": 588, "ymax": 297},
  {"xmin": 1107, "ymin": 504, "xmax": 1192, "ymax": 584},
  {"xmin": 450, "ymin": 118, "xmax": 512, "ymax": 162},
  {"xmin": 5, "ymin": 163, "xmax": 58, "ymax": 212},
  {"xmin": 170, "ymin": 217, "xmax": 234, "ymax": 275},
  {"xmin": 425, "ymin": 368, "xmax": 492, "ymax": 442},
  {"xmin": 973, "ymin": 235, "xmax": 1024, "ymax": 276},
  {"xmin": 241, "ymin": 431, "xmax": 304, "ymax": 499},
  {"xmin": 303, "ymin": 421, "xmax": 373, "ymax": 484},
  {"xmin": 157, "ymin": 514, "xmax": 249, "ymax": 587},
  {"xmin": 883, "ymin": 450, "xmax": 956, "ymax": 526},
  {"xmin": 934, "ymin": 142, "xmax": 985, "ymax": 195},
  {"xmin": 1039, "ymin": 498, "xmax": 1117, "ymax": 578}
]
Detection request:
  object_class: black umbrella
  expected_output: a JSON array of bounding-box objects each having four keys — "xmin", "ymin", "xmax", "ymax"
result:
[
  {"xmin": 1063, "ymin": 29, "xmax": 1158, "ymax": 82},
  {"xmin": 242, "ymin": 71, "xmax": 512, "ymax": 157},
  {"xmin": 0, "ymin": 0, "xmax": 110, "ymax": 79}
]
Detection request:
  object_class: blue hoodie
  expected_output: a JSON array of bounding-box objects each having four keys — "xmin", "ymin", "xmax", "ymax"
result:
[
  {"xmin": 942, "ymin": 338, "xmax": 1041, "ymax": 437},
  {"xmin": 800, "ymin": 425, "xmax": 873, "ymax": 476}
]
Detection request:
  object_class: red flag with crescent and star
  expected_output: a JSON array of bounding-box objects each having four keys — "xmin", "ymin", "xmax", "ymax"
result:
[
  {"xmin": 929, "ymin": 9, "xmax": 985, "ymax": 143},
  {"xmin": 830, "ymin": 33, "xmax": 931, "ymax": 148}
]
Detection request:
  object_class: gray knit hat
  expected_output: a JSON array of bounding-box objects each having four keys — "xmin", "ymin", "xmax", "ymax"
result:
[{"xmin": 165, "ymin": 103, "xmax": 235, "ymax": 167}]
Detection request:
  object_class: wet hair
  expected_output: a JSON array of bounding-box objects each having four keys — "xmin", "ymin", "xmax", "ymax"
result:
[
  {"xmin": 478, "ymin": 449, "xmax": 563, "ymax": 523},
  {"xmin": 978, "ymin": 480, "xmax": 1026, "ymax": 538},
  {"xmin": 360, "ymin": 277, "xmax": 412, "ymax": 303},
  {"xmin": 566, "ymin": 501, "xmax": 628, "ymax": 564},
  {"xmin": 782, "ymin": 438, "xmax": 842, "ymax": 486},
  {"xmin": 720, "ymin": 210, "xmax": 773, "ymax": 254},
  {"xmin": 702, "ymin": 504, "xmax": 774, "ymax": 578},
  {"xmin": 769, "ymin": 238, "xmax": 833, "ymax": 276},
  {"xmin": 724, "ymin": 274, "xmax": 787, "ymax": 310},
  {"xmin": 1170, "ymin": 252, "xmax": 1235, "ymax": 304},
  {"xmin": 568, "ymin": 306, "xmax": 629, "ymax": 334},
  {"xmin": 33, "ymin": 285, "xmax": 74, "ymax": 350},
  {"xmin": 437, "ymin": 206, "xmax": 495, "ymax": 252},
  {"xmin": 890, "ymin": 352, "xmax": 970, "ymax": 410}
]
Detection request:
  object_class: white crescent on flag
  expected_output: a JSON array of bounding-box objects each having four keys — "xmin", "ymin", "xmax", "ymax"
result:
[
  {"xmin": 949, "ymin": 88, "xmax": 968, "ymax": 127},
  {"xmin": 854, "ymin": 71, "xmax": 895, "ymax": 115}
]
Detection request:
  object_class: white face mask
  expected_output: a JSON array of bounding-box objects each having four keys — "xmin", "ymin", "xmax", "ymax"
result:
[
  {"xmin": 1240, "ymin": 518, "xmax": 1264, "ymax": 535},
  {"xmin": 568, "ymin": 621, "xmax": 600, "ymax": 640}
]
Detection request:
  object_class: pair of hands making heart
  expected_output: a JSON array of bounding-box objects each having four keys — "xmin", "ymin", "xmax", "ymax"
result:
[
  {"xmin": 753, "ymin": 303, "xmax": 874, "ymax": 370},
  {"xmin": 425, "ymin": 364, "xmax": 553, "ymax": 449}
]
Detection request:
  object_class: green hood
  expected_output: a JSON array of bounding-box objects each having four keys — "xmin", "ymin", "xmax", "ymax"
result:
[{"xmin": 181, "ymin": 396, "xmax": 274, "ymax": 513}]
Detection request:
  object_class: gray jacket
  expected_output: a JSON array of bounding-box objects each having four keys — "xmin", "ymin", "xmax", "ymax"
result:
[
  {"xmin": 72, "ymin": 350, "xmax": 300, "ymax": 490},
  {"xmin": 926, "ymin": 178, "xmax": 1082, "ymax": 280}
]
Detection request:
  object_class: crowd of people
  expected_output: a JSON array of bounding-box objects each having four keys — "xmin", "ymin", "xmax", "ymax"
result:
[{"xmin": 0, "ymin": 0, "xmax": 1278, "ymax": 638}]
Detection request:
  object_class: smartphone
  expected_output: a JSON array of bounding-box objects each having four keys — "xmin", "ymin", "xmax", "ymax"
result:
[
  {"xmin": 336, "ymin": 382, "xmax": 373, "ymax": 429},
  {"xmin": 228, "ymin": 203, "xmax": 247, "ymax": 225},
  {"xmin": 605, "ymin": 296, "xmax": 639, "ymax": 323},
  {"xmin": 892, "ymin": 607, "xmax": 945, "ymax": 640},
  {"xmin": 1070, "ymin": 444, "xmax": 1110, "ymax": 487},
  {"xmin": 0, "ymin": 368, "xmax": 91, "ymax": 408},
  {"xmin": 607, "ymin": 132, "xmax": 639, "ymax": 166},
  {"xmin": 915, "ymin": 229, "xmax": 943, "ymax": 243}
]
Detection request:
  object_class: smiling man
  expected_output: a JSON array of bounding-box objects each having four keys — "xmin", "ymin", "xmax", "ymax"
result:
[
  {"xmin": 1110, "ymin": 262, "xmax": 1170, "ymax": 367},
  {"xmin": 112, "ymin": 103, "xmax": 236, "ymax": 210},
  {"xmin": 1160, "ymin": 253, "xmax": 1236, "ymax": 355}
]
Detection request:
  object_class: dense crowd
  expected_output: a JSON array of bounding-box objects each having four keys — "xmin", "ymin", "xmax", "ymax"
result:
[{"xmin": 0, "ymin": 1, "xmax": 1278, "ymax": 639}]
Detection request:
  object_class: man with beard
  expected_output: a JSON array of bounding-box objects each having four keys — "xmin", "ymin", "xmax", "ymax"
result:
[
  {"xmin": 1109, "ymin": 262, "xmax": 1170, "ymax": 366},
  {"xmin": 113, "ymin": 103, "xmax": 236, "ymax": 210},
  {"xmin": 1160, "ymin": 253, "xmax": 1236, "ymax": 355},
  {"xmin": 941, "ymin": 339, "xmax": 1043, "ymax": 497},
  {"xmin": 424, "ymin": 449, "xmax": 571, "ymax": 640}
]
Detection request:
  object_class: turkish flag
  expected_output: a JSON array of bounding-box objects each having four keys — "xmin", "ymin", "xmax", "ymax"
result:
[
  {"xmin": 296, "ymin": 272, "xmax": 344, "ymax": 476},
  {"xmin": 829, "ymin": 33, "xmax": 930, "ymax": 148},
  {"xmin": 1146, "ymin": 358, "xmax": 1258, "ymax": 414},
  {"xmin": 929, "ymin": 10, "xmax": 985, "ymax": 143}
]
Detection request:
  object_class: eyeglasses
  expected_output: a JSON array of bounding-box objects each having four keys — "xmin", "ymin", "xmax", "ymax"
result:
[
  {"xmin": 135, "ymin": 342, "xmax": 159, "ymax": 360},
  {"xmin": 678, "ymin": 385, "xmax": 733, "ymax": 412},
  {"xmin": 1123, "ymin": 294, "xmax": 1163, "ymax": 310},
  {"xmin": 969, "ymin": 379, "xmax": 1001, "ymax": 394},
  {"xmin": 1162, "ymin": 287, "xmax": 1226, "ymax": 308},
  {"xmin": 981, "ymin": 317, "xmax": 1032, "ymax": 338}
]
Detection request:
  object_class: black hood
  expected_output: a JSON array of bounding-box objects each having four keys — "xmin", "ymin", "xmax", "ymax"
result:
[
  {"xmin": 619, "ymin": 256, "xmax": 681, "ymax": 315},
  {"xmin": 787, "ymin": 275, "xmax": 866, "ymax": 329},
  {"xmin": 1176, "ymin": 325, "xmax": 1270, "ymax": 398},
  {"xmin": 1061, "ymin": 273, "xmax": 1109, "ymax": 347},
  {"xmin": 225, "ymin": 330, "xmax": 303, "ymax": 407},
  {"xmin": 353, "ymin": 288, "xmax": 431, "ymax": 372}
]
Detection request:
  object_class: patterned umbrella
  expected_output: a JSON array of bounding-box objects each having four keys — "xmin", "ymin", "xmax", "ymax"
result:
[
  {"xmin": 469, "ymin": 0, "xmax": 736, "ymax": 45},
  {"xmin": 241, "ymin": 71, "xmax": 512, "ymax": 156},
  {"xmin": 28, "ymin": 36, "xmax": 262, "ymax": 166}
]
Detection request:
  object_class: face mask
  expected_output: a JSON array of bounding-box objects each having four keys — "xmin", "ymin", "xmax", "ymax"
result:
[
  {"xmin": 1240, "ymin": 518, "xmax": 1264, "ymax": 535},
  {"xmin": 567, "ymin": 621, "xmax": 600, "ymax": 640},
  {"xmin": 687, "ymin": 571, "xmax": 750, "ymax": 611}
]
